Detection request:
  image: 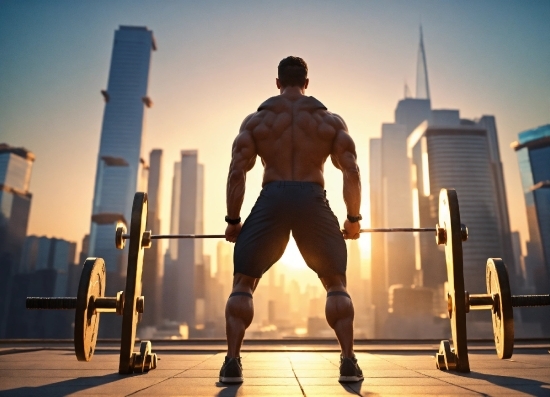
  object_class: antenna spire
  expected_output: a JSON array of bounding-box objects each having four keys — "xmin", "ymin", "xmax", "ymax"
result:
[{"xmin": 416, "ymin": 25, "xmax": 431, "ymax": 100}]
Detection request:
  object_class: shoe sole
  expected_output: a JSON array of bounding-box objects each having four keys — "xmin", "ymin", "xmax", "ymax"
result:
[
  {"xmin": 219, "ymin": 376, "xmax": 244, "ymax": 383},
  {"xmin": 339, "ymin": 375, "xmax": 364, "ymax": 382}
]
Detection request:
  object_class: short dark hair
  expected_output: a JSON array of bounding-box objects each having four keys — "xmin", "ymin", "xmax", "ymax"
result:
[{"xmin": 278, "ymin": 56, "xmax": 308, "ymax": 88}]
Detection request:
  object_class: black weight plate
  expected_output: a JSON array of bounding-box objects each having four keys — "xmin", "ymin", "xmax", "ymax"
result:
[
  {"xmin": 439, "ymin": 189, "xmax": 470, "ymax": 373},
  {"xmin": 118, "ymin": 192, "xmax": 148, "ymax": 374},
  {"xmin": 74, "ymin": 257, "xmax": 106, "ymax": 362},
  {"xmin": 486, "ymin": 258, "xmax": 514, "ymax": 359}
]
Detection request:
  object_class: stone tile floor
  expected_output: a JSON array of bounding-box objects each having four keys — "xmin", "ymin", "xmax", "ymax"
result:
[{"xmin": 0, "ymin": 348, "xmax": 549, "ymax": 396}]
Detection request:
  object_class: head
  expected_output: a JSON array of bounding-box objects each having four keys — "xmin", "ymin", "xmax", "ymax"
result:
[{"xmin": 276, "ymin": 56, "xmax": 309, "ymax": 92}]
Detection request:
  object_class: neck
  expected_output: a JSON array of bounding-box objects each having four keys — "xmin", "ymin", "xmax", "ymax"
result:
[{"xmin": 280, "ymin": 86, "xmax": 306, "ymax": 95}]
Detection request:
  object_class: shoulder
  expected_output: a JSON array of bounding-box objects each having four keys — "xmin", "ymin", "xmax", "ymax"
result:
[{"xmin": 317, "ymin": 109, "xmax": 348, "ymax": 133}]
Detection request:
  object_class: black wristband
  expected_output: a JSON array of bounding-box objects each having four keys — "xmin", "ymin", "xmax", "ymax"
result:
[
  {"xmin": 225, "ymin": 216, "xmax": 241, "ymax": 225},
  {"xmin": 347, "ymin": 214, "xmax": 362, "ymax": 223}
]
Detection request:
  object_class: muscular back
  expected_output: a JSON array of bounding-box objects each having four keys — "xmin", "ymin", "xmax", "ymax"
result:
[{"xmin": 230, "ymin": 92, "xmax": 356, "ymax": 187}]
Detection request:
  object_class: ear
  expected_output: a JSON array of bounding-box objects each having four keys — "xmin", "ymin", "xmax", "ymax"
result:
[
  {"xmin": 304, "ymin": 78, "xmax": 309, "ymax": 89},
  {"xmin": 276, "ymin": 78, "xmax": 281, "ymax": 89}
]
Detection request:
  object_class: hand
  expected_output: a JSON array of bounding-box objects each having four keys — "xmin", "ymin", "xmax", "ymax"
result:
[
  {"xmin": 342, "ymin": 219, "xmax": 360, "ymax": 240},
  {"xmin": 225, "ymin": 223, "xmax": 242, "ymax": 243}
]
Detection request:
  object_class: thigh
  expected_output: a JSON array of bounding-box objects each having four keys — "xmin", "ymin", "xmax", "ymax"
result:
[
  {"xmin": 233, "ymin": 186, "xmax": 291, "ymax": 278},
  {"xmin": 292, "ymin": 189, "xmax": 347, "ymax": 278}
]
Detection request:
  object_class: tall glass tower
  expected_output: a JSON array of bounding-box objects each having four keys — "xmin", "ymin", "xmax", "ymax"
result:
[
  {"xmin": 0, "ymin": 144, "xmax": 34, "ymax": 337},
  {"xmin": 512, "ymin": 124, "xmax": 550, "ymax": 294},
  {"xmin": 88, "ymin": 26, "xmax": 156, "ymax": 283}
]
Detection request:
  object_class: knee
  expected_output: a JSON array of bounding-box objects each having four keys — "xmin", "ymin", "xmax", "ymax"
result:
[
  {"xmin": 325, "ymin": 294, "xmax": 354, "ymax": 329},
  {"xmin": 226, "ymin": 295, "xmax": 254, "ymax": 327}
]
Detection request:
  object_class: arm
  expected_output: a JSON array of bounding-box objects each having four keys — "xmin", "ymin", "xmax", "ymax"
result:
[
  {"xmin": 225, "ymin": 114, "xmax": 257, "ymax": 242},
  {"xmin": 330, "ymin": 115, "xmax": 361, "ymax": 239}
]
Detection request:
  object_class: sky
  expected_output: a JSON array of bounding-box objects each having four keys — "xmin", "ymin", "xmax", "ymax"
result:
[{"xmin": 1, "ymin": 1, "xmax": 549, "ymax": 274}]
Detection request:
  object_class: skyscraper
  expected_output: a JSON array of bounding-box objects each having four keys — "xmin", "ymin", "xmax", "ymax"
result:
[
  {"xmin": 369, "ymin": 28, "xmax": 432, "ymax": 336},
  {"xmin": 142, "ymin": 149, "xmax": 163, "ymax": 327},
  {"xmin": 163, "ymin": 151, "xmax": 204, "ymax": 329},
  {"xmin": 7, "ymin": 236, "xmax": 76, "ymax": 339},
  {"xmin": 0, "ymin": 144, "xmax": 34, "ymax": 272},
  {"xmin": 88, "ymin": 26, "xmax": 156, "ymax": 289},
  {"xmin": 0, "ymin": 144, "xmax": 34, "ymax": 337},
  {"xmin": 512, "ymin": 124, "xmax": 550, "ymax": 294},
  {"xmin": 408, "ymin": 113, "xmax": 511, "ymax": 296}
]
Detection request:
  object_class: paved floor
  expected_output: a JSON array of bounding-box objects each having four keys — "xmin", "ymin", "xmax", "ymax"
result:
[{"xmin": 0, "ymin": 348, "xmax": 549, "ymax": 396}]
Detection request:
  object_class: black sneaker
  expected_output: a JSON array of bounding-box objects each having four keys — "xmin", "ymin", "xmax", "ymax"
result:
[
  {"xmin": 339, "ymin": 355, "xmax": 363, "ymax": 382},
  {"xmin": 219, "ymin": 356, "xmax": 243, "ymax": 383}
]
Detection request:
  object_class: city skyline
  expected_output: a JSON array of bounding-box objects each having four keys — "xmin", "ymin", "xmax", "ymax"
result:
[{"xmin": 1, "ymin": 1, "xmax": 549, "ymax": 268}]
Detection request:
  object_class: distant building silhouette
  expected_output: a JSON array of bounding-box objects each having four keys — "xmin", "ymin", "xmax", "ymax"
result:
[
  {"xmin": 0, "ymin": 144, "xmax": 34, "ymax": 337},
  {"xmin": 6, "ymin": 236, "xmax": 76, "ymax": 339},
  {"xmin": 88, "ymin": 26, "xmax": 156, "ymax": 297},
  {"xmin": 369, "ymin": 29, "xmax": 431, "ymax": 336},
  {"xmin": 163, "ymin": 151, "xmax": 204, "ymax": 330},
  {"xmin": 512, "ymin": 124, "xmax": 550, "ymax": 294},
  {"xmin": 142, "ymin": 149, "xmax": 163, "ymax": 327},
  {"xmin": 370, "ymin": 28, "xmax": 515, "ymax": 338}
]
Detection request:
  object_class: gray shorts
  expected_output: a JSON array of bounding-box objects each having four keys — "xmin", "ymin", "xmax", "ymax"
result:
[{"xmin": 234, "ymin": 181, "xmax": 347, "ymax": 278}]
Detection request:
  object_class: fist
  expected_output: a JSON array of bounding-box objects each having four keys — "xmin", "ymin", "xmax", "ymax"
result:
[
  {"xmin": 342, "ymin": 219, "xmax": 360, "ymax": 240},
  {"xmin": 225, "ymin": 223, "xmax": 242, "ymax": 243}
]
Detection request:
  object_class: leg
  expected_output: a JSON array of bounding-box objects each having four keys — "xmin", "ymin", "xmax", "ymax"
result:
[
  {"xmin": 320, "ymin": 274, "xmax": 355, "ymax": 358},
  {"xmin": 225, "ymin": 273, "xmax": 259, "ymax": 358}
]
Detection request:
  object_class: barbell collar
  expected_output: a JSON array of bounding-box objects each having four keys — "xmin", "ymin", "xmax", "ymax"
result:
[
  {"xmin": 93, "ymin": 296, "xmax": 118, "ymax": 313},
  {"xmin": 467, "ymin": 293, "xmax": 493, "ymax": 311},
  {"xmin": 511, "ymin": 294, "xmax": 550, "ymax": 307}
]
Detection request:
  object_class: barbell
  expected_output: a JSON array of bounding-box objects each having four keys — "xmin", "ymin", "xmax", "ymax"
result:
[
  {"xmin": 27, "ymin": 193, "xmax": 156, "ymax": 374},
  {"xmin": 114, "ymin": 226, "xmax": 448, "ymax": 250}
]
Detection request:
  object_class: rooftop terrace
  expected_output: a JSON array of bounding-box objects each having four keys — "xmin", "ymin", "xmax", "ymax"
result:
[{"xmin": 0, "ymin": 339, "xmax": 549, "ymax": 396}]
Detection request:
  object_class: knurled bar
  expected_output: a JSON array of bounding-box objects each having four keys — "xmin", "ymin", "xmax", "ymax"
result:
[
  {"xmin": 511, "ymin": 295, "xmax": 550, "ymax": 307},
  {"xmin": 26, "ymin": 297, "xmax": 77, "ymax": 310},
  {"xmin": 359, "ymin": 228, "xmax": 436, "ymax": 232},
  {"xmin": 126, "ymin": 228, "xmax": 437, "ymax": 240},
  {"xmin": 150, "ymin": 234, "xmax": 225, "ymax": 239}
]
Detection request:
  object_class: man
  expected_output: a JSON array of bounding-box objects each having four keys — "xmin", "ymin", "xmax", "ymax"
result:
[{"xmin": 221, "ymin": 56, "xmax": 363, "ymax": 383}]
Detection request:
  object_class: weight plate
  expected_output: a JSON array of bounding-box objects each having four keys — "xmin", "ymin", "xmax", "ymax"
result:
[
  {"xmin": 74, "ymin": 257, "xmax": 106, "ymax": 362},
  {"xmin": 119, "ymin": 192, "xmax": 148, "ymax": 374},
  {"xmin": 486, "ymin": 258, "xmax": 514, "ymax": 359},
  {"xmin": 439, "ymin": 189, "xmax": 470, "ymax": 372}
]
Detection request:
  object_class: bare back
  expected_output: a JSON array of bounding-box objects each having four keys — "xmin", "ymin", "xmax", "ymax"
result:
[
  {"xmin": 233, "ymin": 92, "xmax": 354, "ymax": 187},
  {"xmin": 226, "ymin": 89, "xmax": 360, "ymax": 231}
]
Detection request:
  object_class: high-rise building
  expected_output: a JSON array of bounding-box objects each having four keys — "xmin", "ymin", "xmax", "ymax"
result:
[
  {"xmin": 142, "ymin": 149, "xmax": 163, "ymax": 327},
  {"xmin": 408, "ymin": 114, "xmax": 511, "ymax": 296},
  {"xmin": 512, "ymin": 124, "xmax": 550, "ymax": 294},
  {"xmin": 369, "ymin": 29, "xmax": 432, "ymax": 336},
  {"xmin": 0, "ymin": 144, "xmax": 34, "ymax": 274},
  {"xmin": 163, "ymin": 151, "xmax": 204, "ymax": 328},
  {"xmin": 19, "ymin": 236, "xmax": 76, "ymax": 296},
  {"xmin": 0, "ymin": 144, "xmax": 34, "ymax": 337},
  {"xmin": 6, "ymin": 235, "xmax": 76, "ymax": 339},
  {"xmin": 88, "ymin": 26, "xmax": 156, "ymax": 289}
]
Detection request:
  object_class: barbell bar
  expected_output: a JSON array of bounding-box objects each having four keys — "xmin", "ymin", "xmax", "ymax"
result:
[
  {"xmin": 115, "ymin": 223, "xmax": 467, "ymax": 250},
  {"xmin": 467, "ymin": 293, "xmax": 550, "ymax": 311}
]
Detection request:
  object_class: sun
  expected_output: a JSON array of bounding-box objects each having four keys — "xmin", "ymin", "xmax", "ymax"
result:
[{"xmin": 279, "ymin": 236, "xmax": 309, "ymax": 270}]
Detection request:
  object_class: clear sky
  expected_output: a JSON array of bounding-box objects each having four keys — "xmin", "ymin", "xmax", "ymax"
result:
[{"xmin": 1, "ymin": 1, "xmax": 549, "ymax": 272}]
